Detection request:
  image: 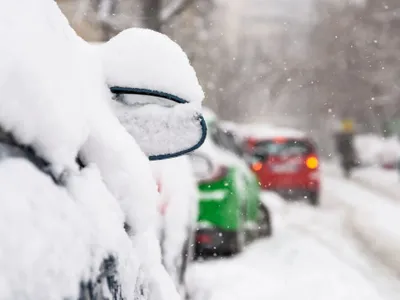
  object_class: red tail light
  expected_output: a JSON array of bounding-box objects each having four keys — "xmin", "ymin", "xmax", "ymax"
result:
[
  {"xmin": 196, "ymin": 233, "xmax": 212, "ymax": 244},
  {"xmin": 305, "ymin": 155, "xmax": 319, "ymax": 169},
  {"xmin": 273, "ymin": 137, "xmax": 287, "ymax": 144},
  {"xmin": 251, "ymin": 161, "xmax": 263, "ymax": 171}
]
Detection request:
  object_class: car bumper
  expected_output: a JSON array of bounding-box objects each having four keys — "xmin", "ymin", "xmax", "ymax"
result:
[
  {"xmin": 260, "ymin": 179, "xmax": 320, "ymax": 191},
  {"xmin": 267, "ymin": 187, "xmax": 319, "ymax": 199},
  {"xmin": 195, "ymin": 228, "xmax": 238, "ymax": 256}
]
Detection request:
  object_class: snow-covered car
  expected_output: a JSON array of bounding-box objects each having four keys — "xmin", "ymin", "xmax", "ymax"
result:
[
  {"xmin": 0, "ymin": 2, "xmax": 139, "ymax": 299},
  {"xmin": 355, "ymin": 134, "xmax": 400, "ymax": 169},
  {"xmin": 151, "ymin": 156, "xmax": 198, "ymax": 293},
  {"xmin": 0, "ymin": 1, "xmax": 206, "ymax": 299},
  {"xmin": 237, "ymin": 125, "xmax": 321, "ymax": 206},
  {"xmin": 189, "ymin": 108, "xmax": 272, "ymax": 257}
]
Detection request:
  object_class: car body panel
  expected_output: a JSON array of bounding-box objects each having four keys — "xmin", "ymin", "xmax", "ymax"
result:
[
  {"xmin": 197, "ymin": 167, "xmax": 242, "ymax": 231},
  {"xmin": 246, "ymin": 137, "xmax": 320, "ymax": 194},
  {"xmin": 192, "ymin": 109, "xmax": 262, "ymax": 254}
]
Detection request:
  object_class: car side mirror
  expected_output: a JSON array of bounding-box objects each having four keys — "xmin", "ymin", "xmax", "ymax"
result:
[
  {"xmin": 97, "ymin": 28, "xmax": 207, "ymax": 160},
  {"xmin": 110, "ymin": 87, "xmax": 207, "ymax": 160}
]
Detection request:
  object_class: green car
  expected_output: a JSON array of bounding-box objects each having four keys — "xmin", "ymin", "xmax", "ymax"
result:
[{"xmin": 189, "ymin": 109, "xmax": 272, "ymax": 257}]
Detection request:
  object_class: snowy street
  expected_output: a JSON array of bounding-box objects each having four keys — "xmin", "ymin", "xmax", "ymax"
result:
[
  {"xmin": 7, "ymin": 0, "xmax": 400, "ymax": 299},
  {"xmin": 186, "ymin": 165, "xmax": 400, "ymax": 300}
]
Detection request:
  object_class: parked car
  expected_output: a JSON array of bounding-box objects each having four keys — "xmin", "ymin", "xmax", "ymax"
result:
[
  {"xmin": 241, "ymin": 126, "xmax": 320, "ymax": 206},
  {"xmin": 189, "ymin": 109, "xmax": 272, "ymax": 258},
  {"xmin": 0, "ymin": 2, "xmax": 206, "ymax": 299},
  {"xmin": 151, "ymin": 156, "xmax": 198, "ymax": 294}
]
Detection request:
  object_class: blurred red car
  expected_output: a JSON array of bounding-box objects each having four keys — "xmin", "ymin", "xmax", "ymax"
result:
[{"xmin": 245, "ymin": 135, "xmax": 320, "ymax": 206}]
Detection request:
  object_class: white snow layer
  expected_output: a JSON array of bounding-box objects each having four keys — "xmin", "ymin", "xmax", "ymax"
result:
[
  {"xmin": 0, "ymin": 159, "xmax": 91, "ymax": 300},
  {"xmin": 232, "ymin": 122, "xmax": 306, "ymax": 140},
  {"xmin": 354, "ymin": 134, "xmax": 400, "ymax": 167},
  {"xmin": 323, "ymin": 167, "xmax": 400, "ymax": 277},
  {"xmin": 100, "ymin": 28, "xmax": 204, "ymax": 105},
  {"xmin": 111, "ymin": 100, "xmax": 204, "ymax": 158},
  {"xmin": 151, "ymin": 156, "xmax": 198, "ymax": 287},
  {"xmin": 0, "ymin": 0, "xmax": 89, "ymax": 171},
  {"xmin": 196, "ymin": 133, "xmax": 254, "ymax": 178}
]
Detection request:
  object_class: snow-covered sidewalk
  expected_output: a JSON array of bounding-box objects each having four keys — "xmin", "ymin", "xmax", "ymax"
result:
[
  {"xmin": 324, "ymin": 174, "xmax": 400, "ymax": 277},
  {"xmin": 186, "ymin": 191, "xmax": 400, "ymax": 300},
  {"xmin": 323, "ymin": 161, "xmax": 400, "ymax": 200}
]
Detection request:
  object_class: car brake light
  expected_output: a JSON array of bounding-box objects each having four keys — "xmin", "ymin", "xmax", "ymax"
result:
[
  {"xmin": 306, "ymin": 156, "xmax": 319, "ymax": 169},
  {"xmin": 273, "ymin": 137, "xmax": 287, "ymax": 144},
  {"xmin": 196, "ymin": 233, "xmax": 212, "ymax": 244},
  {"xmin": 251, "ymin": 161, "xmax": 263, "ymax": 171}
]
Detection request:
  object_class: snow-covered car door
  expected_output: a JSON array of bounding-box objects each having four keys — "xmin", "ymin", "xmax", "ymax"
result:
[{"xmin": 151, "ymin": 156, "xmax": 198, "ymax": 287}]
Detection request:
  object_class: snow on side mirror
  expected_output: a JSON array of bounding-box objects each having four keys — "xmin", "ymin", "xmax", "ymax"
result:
[{"xmin": 98, "ymin": 28, "xmax": 207, "ymax": 160}]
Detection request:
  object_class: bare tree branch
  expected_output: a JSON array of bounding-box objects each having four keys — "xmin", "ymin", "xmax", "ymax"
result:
[{"xmin": 160, "ymin": 0, "xmax": 196, "ymax": 25}]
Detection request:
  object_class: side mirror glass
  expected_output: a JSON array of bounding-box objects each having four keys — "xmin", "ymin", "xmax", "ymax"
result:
[{"xmin": 110, "ymin": 87, "xmax": 207, "ymax": 160}]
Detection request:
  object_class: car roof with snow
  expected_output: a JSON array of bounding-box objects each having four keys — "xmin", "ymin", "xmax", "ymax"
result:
[{"xmin": 234, "ymin": 123, "xmax": 307, "ymax": 141}]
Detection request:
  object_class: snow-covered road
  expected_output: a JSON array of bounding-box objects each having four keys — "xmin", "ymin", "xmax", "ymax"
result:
[{"xmin": 186, "ymin": 166, "xmax": 400, "ymax": 300}]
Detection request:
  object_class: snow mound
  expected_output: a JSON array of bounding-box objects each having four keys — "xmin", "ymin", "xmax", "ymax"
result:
[
  {"xmin": 100, "ymin": 28, "xmax": 204, "ymax": 105},
  {"xmin": 0, "ymin": 0, "xmax": 90, "ymax": 170},
  {"xmin": 0, "ymin": 158, "xmax": 141, "ymax": 300},
  {"xmin": 355, "ymin": 134, "xmax": 400, "ymax": 167},
  {"xmin": 351, "ymin": 200, "xmax": 400, "ymax": 273},
  {"xmin": 0, "ymin": 159, "xmax": 91, "ymax": 300},
  {"xmin": 354, "ymin": 134, "xmax": 384, "ymax": 166}
]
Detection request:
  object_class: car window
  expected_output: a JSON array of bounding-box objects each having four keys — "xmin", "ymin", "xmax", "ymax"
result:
[
  {"xmin": 210, "ymin": 124, "xmax": 243, "ymax": 156},
  {"xmin": 253, "ymin": 140, "xmax": 314, "ymax": 156}
]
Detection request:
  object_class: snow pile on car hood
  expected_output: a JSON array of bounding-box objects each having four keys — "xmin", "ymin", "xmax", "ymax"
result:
[
  {"xmin": 98, "ymin": 28, "xmax": 206, "ymax": 160},
  {"xmin": 0, "ymin": 0, "xmax": 90, "ymax": 170}
]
